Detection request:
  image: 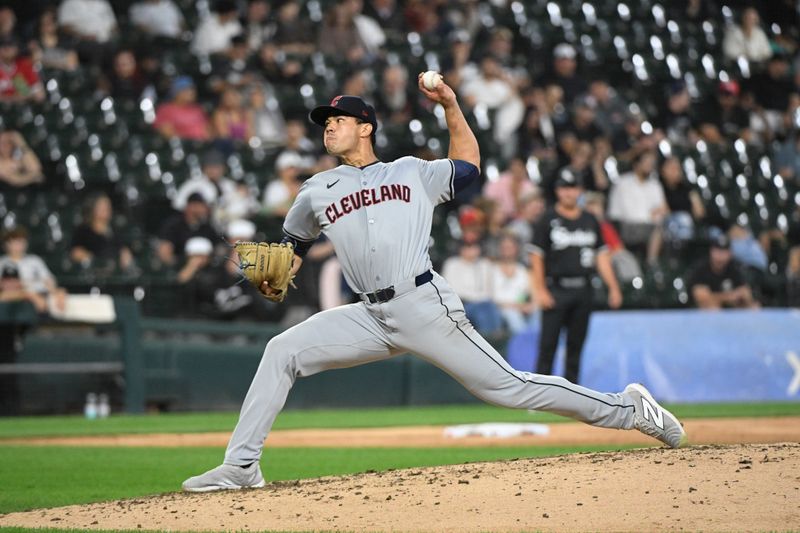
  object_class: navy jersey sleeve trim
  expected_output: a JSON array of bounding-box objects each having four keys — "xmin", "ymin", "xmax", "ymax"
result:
[
  {"xmin": 452, "ymin": 159, "xmax": 479, "ymax": 197},
  {"xmin": 282, "ymin": 228, "xmax": 315, "ymax": 242},
  {"xmin": 281, "ymin": 230, "xmax": 315, "ymax": 258},
  {"xmin": 448, "ymin": 159, "xmax": 455, "ymax": 200}
]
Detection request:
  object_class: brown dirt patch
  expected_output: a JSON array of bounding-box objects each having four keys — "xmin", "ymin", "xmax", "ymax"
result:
[
  {"xmin": 1, "ymin": 443, "xmax": 798, "ymax": 532},
  {"xmin": 3, "ymin": 416, "xmax": 799, "ymax": 448}
]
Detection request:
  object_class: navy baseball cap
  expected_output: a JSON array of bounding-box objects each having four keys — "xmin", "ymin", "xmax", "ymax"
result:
[
  {"xmin": 310, "ymin": 95, "xmax": 377, "ymax": 130},
  {"xmin": 711, "ymin": 234, "xmax": 731, "ymax": 250}
]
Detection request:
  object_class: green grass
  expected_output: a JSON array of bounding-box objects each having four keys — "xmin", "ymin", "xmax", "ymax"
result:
[
  {"xmin": 0, "ymin": 402, "xmax": 798, "ymax": 439},
  {"xmin": 0, "ymin": 444, "xmax": 627, "ymax": 514},
  {"xmin": 0, "ymin": 402, "xmax": 797, "ymax": 532}
]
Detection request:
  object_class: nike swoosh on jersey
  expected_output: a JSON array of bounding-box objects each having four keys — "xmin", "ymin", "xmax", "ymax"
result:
[{"xmin": 326, "ymin": 179, "xmax": 340, "ymax": 189}]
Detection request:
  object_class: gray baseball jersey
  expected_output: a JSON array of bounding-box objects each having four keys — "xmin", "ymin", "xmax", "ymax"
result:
[
  {"xmin": 282, "ymin": 157, "xmax": 453, "ymax": 293},
  {"xmin": 224, "ymin": 157, "xmax": 637, "ymax": 465}
]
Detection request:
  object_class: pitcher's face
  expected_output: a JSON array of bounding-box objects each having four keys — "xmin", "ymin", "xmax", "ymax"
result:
[{"xmin": 323, "ymin": 115, "xmax": 368, "ymax": 156}]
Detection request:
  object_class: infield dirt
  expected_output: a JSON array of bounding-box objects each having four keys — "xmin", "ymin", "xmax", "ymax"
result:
[{"xmin": 1, "ymin": 442, "xmax": 798, "ymax": 532}]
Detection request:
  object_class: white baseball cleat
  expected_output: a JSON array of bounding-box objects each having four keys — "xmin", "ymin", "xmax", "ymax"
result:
[
  {"xmin": 624, "ymin": 383, "xmax": 688, "ymax": 449},
  {"xmin": 182, "ymin": 462, "xmax": 266, "ymax": 492}
]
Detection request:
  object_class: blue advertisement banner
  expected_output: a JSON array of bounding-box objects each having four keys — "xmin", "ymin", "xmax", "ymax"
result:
[{"xmin": 506, "ymin": 309, "xmax": 800, "ymax": 403}]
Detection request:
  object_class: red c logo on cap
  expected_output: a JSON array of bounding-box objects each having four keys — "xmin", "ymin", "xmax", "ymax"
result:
[{"xmin": 331, "ymin": 95, "xmax": 343, "ymax": 106}]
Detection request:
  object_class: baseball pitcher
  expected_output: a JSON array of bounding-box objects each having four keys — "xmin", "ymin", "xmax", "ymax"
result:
[{"xmin": 182, "ymin": 74, "xmax": 687, "ymax": 492}]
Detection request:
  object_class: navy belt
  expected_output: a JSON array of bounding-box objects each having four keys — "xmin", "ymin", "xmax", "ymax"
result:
[{"xmin": 361, "ymin": 270, "xmax": 433, "ymax": 304}]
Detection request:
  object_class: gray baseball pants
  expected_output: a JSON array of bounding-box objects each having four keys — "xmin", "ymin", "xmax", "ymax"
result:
[{"xmin": 225, "ymin": 273, "xmax": 635, "ymax": 464}]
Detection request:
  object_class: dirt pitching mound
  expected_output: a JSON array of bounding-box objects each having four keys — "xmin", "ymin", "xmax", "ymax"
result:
[{"xmin": 2, "ymin": 443, "xmax": 799, "ymax": 532}]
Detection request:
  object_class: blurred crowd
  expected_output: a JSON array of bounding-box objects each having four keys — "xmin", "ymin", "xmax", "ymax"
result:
[{"xmin": 0, "ymin": 0, "xmax": 799, "ymax": 329}]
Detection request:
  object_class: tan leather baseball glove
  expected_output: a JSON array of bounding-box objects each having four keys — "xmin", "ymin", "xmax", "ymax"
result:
[{"xmin": 234, "ymin": 241, "xmax": 295, "ymax": 302}]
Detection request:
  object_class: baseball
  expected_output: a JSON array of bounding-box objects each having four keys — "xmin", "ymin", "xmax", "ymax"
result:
[{"xmin": 421, "ymin": 70, "xmax": 442, "ymax": 90}]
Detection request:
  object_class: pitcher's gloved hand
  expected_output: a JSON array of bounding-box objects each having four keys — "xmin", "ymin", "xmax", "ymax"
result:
[{"xmin": 234, "ymin": 242, "xmax": 296, "ymax": 302}]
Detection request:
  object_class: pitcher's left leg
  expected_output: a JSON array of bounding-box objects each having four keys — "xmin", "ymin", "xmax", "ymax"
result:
[{"xmin": 392, "ymin": 277, "xmax": 635, "ymax": 430}]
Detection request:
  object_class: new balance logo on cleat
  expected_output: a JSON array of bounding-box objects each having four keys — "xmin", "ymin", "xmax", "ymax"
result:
[
  {"xmin": 640, "ymin": 397, "xmax": 664, "ymax": 429},
  {"xmin": 624, "ymin": 383, "xmax": 687, "ymax": 448}
]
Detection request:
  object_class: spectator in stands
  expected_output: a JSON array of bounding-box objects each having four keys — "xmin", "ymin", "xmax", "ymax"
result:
[
  {"xmin": 177, "ymin": 236, "xmax": 214, "ymax": 284},
  {"xmin": 441, "ymin": 30, "xmax": 475, "ymax": 90},
  {"xmin": 486, "ymin": 27, "xmax": 517, "ymax": 72},
  {"xmin": 98, "ymin": 49, "xmax": 149, "ymax": 102},
  {"xmin": 364, "ymin": 0, "xmax": 406, "ymax": 40},
  {"xmin": 341, "ymin": 69, "xmax": 370, "ymax": 98},
  {"xmin": 252, "ymin": 42, "xmax": 303, "ymax": 87},
  {"xmin": 373, "ymin": 64, "xmax": 415, "ymax": 126},
  {"xmin": 584, "ymin": 79, "xmax": 628, "ymax": 138},
  {"xmin": 584, "ymin": 191, "xmax": 642, "ymax": 283},
  {"xmin": 491, "ymin": 232, "xmax": 536, "ymax": 334},
  {"xmin": 209, "ymin": 35, "xmax": 255, "ymax": 93},
  {"xmin": 697, "ymin": 81, "xmax": 750, "ymax": 144},
  {"xmin": 728, "ymin": 221, "xmax": 769, "ymax": 273},
  {"xmin": 747, "ymin": 52, "xmax": 796, "ymax": 141},
  {"xmin": 442, "ymin": 239, "xmax": 504, "ymax": 337},
  {"xmin": 185, "ymin": 220, "xmax": 280, "ymax": 320},
  {"xmin": 57, "ymin": 0, "xmax": 117, "ymax": 65},
  {"xmin": 248, "ymin": 84, "xmax": 287, "ymax": 148},
  {"xmin": 460, "ymin": 54, "xmax": 525, "ymax": 149},
  {"xmin": 346, "ymin": 0, "xmax": 386, "ymax": 57},
  {"xmin": 688, "ymin": 235, "xmax": 758, "ymax": 309},
  {"xmin": 191, "ymin": 0, "xmax": 242, "ymax": 57},
  {"xmin": 218, "ymin": 181, "xmax": 260, "ymax": 230},
  {"xmin": 552, "ymin": 142, "xmax": 608, "ymax": 198},
  {"xmin": 482, "ymin": 157, "xmax": 536, "ymax": 224},
  {"xmin": 263, "ymin": 151, "xmax": 304, "ymax": 217},
  {"xmin": 506, "ymin": 189, "xmax": 546, "ymax": 248},
  {"xmin": 129, "ymin": 0, "xmax": 185, "ymax": 40},
  {"xmin": 659, "ymin": 156, "xmax": 705, "ymax": 244},
  {"xmin": 559, "ymin": 98, "xmax": 605, "ymax": 146},
  {"xmin": 270, "ymin": 0, "xmax": 316, "ymax": 56},
  {"xmin": 476, "ymin": 197, "xmax": 507, "ymax": 260},
  {"xmin": 0, "ymin": 130, "xmax": 43, "ymax": 188},
  {"xmin": 28, "ymin": 8, "xmax": 79, "ymax": 72},
  {"xmin": 241, "ymin": 0, "xmax": 270, "ymax": 51},
  {"xmin": 775, "ymin": 133, "xmax": 800, "ymax": 180},
  {"xmin": 612, "ymin": 111, "xmax": 660, "ymax": 164},
  {"xmin": 157, "ymin": 193, "xmax": 219, "ymax": 267},
  {"xmin": 657, "ymin": 80, "xmax": 697, "ymax": 148},
  {"xmin": 723, "ymin": 7, "xmax": 772, "ymax": 64},
  {"xmin": 455, "ymin": 205, "xmax": 486, "ymax": 252},
  {"xmin": 537, "ymin": 44, "xmax": 586, "ymax": 106},
  {"xmin": 138, "ymin": 48, "xmax": 171, "ymax": 99},
  {"xmin": 318, "ymin": 0, "xmax": 369, "ymax": 64},
  {"xmin": 0, "ymin": 6, "xmax": 14, "ymax": 42},
  {"xmin": 403, "ymin": 0, "xmax": 453, "ymax": 40},
  {"xmin": 607, "ymin": 150, "xmax": 669, "ymax": 264},
  {"xmin": 172, "ymin": 149, "xmax": 237, "ymax": 211},
  {"xmin": 0, "ymin": 36, "xmax": 44, "ymax": 103},
  {"xmin": 69, "ymin": 194, "xmax": 135, "ymax": 274},
  {"xmin": 516, "ymin": 87, "xmax": 558, "ymax": 164},
  {"xmin": 212, "ymin": 87, "xmax": 254, "ymax": 144},
  {"xmin": 0, "ymin": 226, "xmax": 66, "ymax": 314},
  {"xmin": 153, "ymin": 77, "xmax": 212, "ymax": 142},
  {"xmin": 280, "ymin": 119, "xmax": 322, "ymax": 172}
]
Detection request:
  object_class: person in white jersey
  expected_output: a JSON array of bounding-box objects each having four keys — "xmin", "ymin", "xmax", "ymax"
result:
[{"xmin": 182, "ymin": 75, "xmax": 687, "ymax": 492}]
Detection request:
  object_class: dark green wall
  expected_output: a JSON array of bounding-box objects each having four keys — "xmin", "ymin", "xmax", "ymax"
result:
[{"xmin": 16, "ymin": 332, "xmax": 483, "ymax": 414}]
